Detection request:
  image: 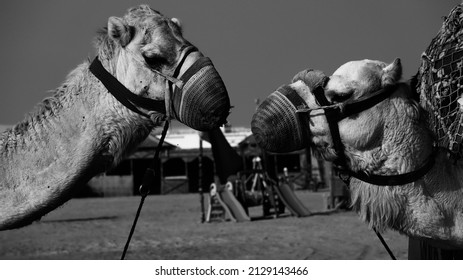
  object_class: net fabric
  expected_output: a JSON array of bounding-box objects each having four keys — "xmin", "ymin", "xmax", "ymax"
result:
[{"xmin": 418, "ymin": 4, "xmax": 463, "ymax": 158}]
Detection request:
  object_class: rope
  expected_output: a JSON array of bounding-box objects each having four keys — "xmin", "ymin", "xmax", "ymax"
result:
[
  {"xmin": 120, "ymin": 195, "xmax": 146, "ymax": 260},
  {"xmin": 337, "ymin": 173, "xmax": 397, "ymax": 260},
  {"xmin": 120, "ymin": 120, "xmax": 170, "ymax": 260},
  {"xmin": 373, "ymin": 227, "xmax": 397, "ymax": 260}
]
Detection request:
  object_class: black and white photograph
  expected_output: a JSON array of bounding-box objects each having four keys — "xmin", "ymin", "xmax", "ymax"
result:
[{"xmin": 0, "ymin": 0, "xmax": 462, "ymax": 277}]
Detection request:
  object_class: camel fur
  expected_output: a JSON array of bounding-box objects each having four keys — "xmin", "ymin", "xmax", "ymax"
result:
[
  {"xmin": 290, "ymin": 58, "xmax": 463, "ymax": 249},
  {"xmin": 0, "ymin": 5, "xmax": 217, "ymax": 230}
]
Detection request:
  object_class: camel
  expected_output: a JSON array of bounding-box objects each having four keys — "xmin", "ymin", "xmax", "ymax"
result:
[
  {"xmin": 252, "ymin": 58, "xmax": 463, "ymax": 249},
  {"xmin": 0, "ymin": 5, "xmax": 230, "ymax": 230}
]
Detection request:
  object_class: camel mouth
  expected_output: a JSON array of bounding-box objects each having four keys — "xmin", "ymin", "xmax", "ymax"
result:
[{"xmin": 171, "ymin": 58, "xmax": 230, "ymax": 131}]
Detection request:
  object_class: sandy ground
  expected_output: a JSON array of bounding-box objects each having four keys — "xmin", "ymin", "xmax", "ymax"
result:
[{"xmin": 0, "ymin": 190, "xmax": 408, "ymax": 260}]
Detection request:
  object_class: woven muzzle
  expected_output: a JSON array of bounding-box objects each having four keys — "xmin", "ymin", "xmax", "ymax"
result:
[
  {"xmin": 172, "ymin": 57, "xmax": 230, "ymax": 131},
  {"xmin": 251, "ymin": 85, "xmax": 308, "ymax": 153},
  {"xmin": 252, "ymin": 69, "xmax": 328, "ymax": 153}
]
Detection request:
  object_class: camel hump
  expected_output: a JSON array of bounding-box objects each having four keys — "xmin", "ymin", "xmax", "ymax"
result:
[{"xmin": 417, "ymin": 4, "xmax": 463, "ymax": 159}]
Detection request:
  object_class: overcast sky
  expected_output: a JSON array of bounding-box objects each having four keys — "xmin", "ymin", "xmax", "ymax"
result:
[{"xmin": 0, "ymin": 0, "xmax": 460, "ymax": 128}]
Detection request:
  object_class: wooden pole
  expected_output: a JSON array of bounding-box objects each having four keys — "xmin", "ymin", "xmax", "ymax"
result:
[
  {"xmin": 198, "ymin": 136, "xmax": 205, "ymax": 223},
  {"xmin": 304, "ymin": 147, "xmax": 312, "ymax": 190}
]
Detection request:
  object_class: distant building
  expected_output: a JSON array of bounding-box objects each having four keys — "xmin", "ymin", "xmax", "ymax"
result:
[
  {"xmin": 85, "ymin": 133, "xmax": 177, "ymax": 197},
  {"xmin": 85, "ymin": 125, "xmax": 253, "ymax": 197},
  {"xmin": 1, "ymin": 123, "xmax": 326, "ymax": 197},
  {"xmin": 238, "ymin": 134, "xmax": 322, "ymax": 188},
  {"xmin": 89, "ymin": 124, "xmax": 328, "ymax": 197}
]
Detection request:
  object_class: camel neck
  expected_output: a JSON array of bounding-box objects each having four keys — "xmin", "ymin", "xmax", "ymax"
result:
[{"xmin": 0, "ymin": 62, "xmax": 153, "ymax": 229}]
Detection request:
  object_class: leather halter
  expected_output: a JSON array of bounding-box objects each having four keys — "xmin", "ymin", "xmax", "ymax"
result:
[
  {"xmin": 297, "ymin": 81, "xmax": 436, "ymax": 186},
  {"xmin": 89, "ymin": 46, "xmax": 198, "ymax": 121}
]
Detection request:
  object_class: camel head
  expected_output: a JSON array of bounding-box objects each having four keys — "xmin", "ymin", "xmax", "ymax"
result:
[
  {"xmin": 95, "ymin": 5, "xmax": 230, "ymax": 131},
  {"xmin": 252, "ymin": 58, "xmax": 408, "ymax": 162}
]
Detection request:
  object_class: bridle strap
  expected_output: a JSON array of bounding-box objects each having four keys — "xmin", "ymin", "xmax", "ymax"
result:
[
  {"xmin": 338, "ymin": 85, "xmax": 398, "ymax": 120},
  {"xmin": 89, "ymin": 46, "xmax": 199, "ymax": 121},
  {"xmin": 312, "ymin": 85, "xmax": 348, "ymax": 166},
  {"xmin": 167, "ymin": 47, "xmax": 199, "ymax": 119},
  {"xmin": 312, "ymin": 85, "xmax": 347, "ymax": 167},
  {"xmin": 310, "ymin": 83, "xmax": 422, "ymax": 260},
  {"xmin": 346, "ymin": 149, "xmax": 436, "ymax": 186},
  {"xmin": 309, "ymin": 84, "xmax": 399, "ymax": 167},
  {"xmin": 299, "ymin": 84, "xmax": 398, "ymax": 117},
  {"xmin": 89, "ymin": 57, "xmax": 166, "ymax": 118},
  {"xmin": 325, "ymin": 107, "xmax": 347, "ymax": 167},
  {"xmin": 312, "ymin": 85, "xmax": 331, "ymax": 107},
  {"xmin": 309, "ymin": 83, "xmax": 435, "ymax": 186},
  {"xmin": 282, "ymin": 86, "xmax": 307, "ymax": 108},
  {"xmin": 173, "ymin": 46, "xmax": 198, "ymax": 78}
]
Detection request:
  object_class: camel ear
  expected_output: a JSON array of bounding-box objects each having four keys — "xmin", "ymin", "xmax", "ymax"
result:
[
  {"xmin": 382, "ymin": 58, "xmax": 402, "ymax": 86},
  {"xmin": 171, "ymin": 17, "xmax": 183, "ymax": 34},
  {"xmin": 171, "ymin": 18, "xmax": 182, "ymax": 28},
  {"xmin": 108, "ymin": 16, "xmax": 132, "ymax": 47}
]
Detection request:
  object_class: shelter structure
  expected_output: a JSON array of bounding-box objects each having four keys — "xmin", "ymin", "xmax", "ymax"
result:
[
  {"xmin": 239, "ymin": 135, "xmax": 347, "ymax": 208},
  {"xmin": 238, "ymin": 135, "xmax": 320, "ymax": 189},
  {"xmin": 85, "ymin": 130, "xmax": 177, "ymax": 196},
  {"xmin": 86, "ymin": 125, "xmax": 251, "ymax": 196},
  {"xmin": 1, "ymin": 123, "xmax": 337, "ymax": 198}
]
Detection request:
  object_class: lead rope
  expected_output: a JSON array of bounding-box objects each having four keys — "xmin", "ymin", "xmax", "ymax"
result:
[
  {"xmin": 337, "ymin": 172, "xmax": 397, "ymax": 260},
  {"xmin": 373, "ymin": 227, "xmax": 397, "ymax": 260},
  {"xmin": 120, "ymin": 120, "xmax": 170, "ymax": 260}
]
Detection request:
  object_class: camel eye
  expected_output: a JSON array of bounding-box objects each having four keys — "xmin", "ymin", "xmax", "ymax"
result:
[
  {"xmin": 326, "ymin": 89, "xmax": 354, "ymax": 104},
  {"xmin": 143, "ymin": 53, "xmax": 168, "ymax": 66}
]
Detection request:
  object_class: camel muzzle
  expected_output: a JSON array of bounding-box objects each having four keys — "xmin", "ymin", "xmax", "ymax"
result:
[
  {"xmin": 252, "ymin": 68, "xmax": 428, "ymax": 187},
  {"xmin": 171, "ymin": 56, "xmax": 230, "ymax": 131},
  {"xmin": 251, "ymin": 69, "xmax": 328, "ymax": 153},
  {"xmin": 90, "ymin": 46, "xmax": 230, "ymax": 131},
  {"xmin": 251, "ymin": 85, "xmax": 309, "ymax": 153}
]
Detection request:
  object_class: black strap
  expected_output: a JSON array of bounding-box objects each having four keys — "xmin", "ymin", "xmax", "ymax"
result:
[
  {"xmin": 313, "ymin": 85, "xmax": 348, "ymax": 166},
  {"xmin": 346, "ymin": 148, "xmax": 436, "ymax": 186},
  {"xmin": 167, "ymin": 46, "xmax": 199, "ymax": 119},
  {"xmin": 312, "ymin": 84, "xmax": 400, "ymax": 168},
  {"xmin": 339, "ymin": 85, "xmax": 398, "ymax": 120},
  {"xmin": 173, "ymin": 46, "xmax": 198, "ymax": 78},
  {"xmin": 89, "ymin": 57, "xmax": 166, "ymax": 118},
  {"xmin": 313, "ymin": 86, "xmax": 331, "ymax": 106},
  {"xmin": 324, "ymin": 108, "xmax": 347, "ymax": 167},
  {"xmin": 277, "ymin": 85, "xmax": 307, "ymax": 109}
]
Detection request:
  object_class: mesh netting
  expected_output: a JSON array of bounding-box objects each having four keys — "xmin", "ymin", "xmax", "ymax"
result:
[{"xmin": 418, "ymin": 4, "xmax": 463, "ymax": 158}]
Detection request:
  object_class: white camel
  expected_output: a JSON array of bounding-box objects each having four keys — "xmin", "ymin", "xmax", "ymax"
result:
[
  {"xmin": 252, "ymin": 58, "xmax": 463, "ymax": 249},
  {"xmin": 0, "ymin": 5, "xmax": 230, "ymax": 230}
]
